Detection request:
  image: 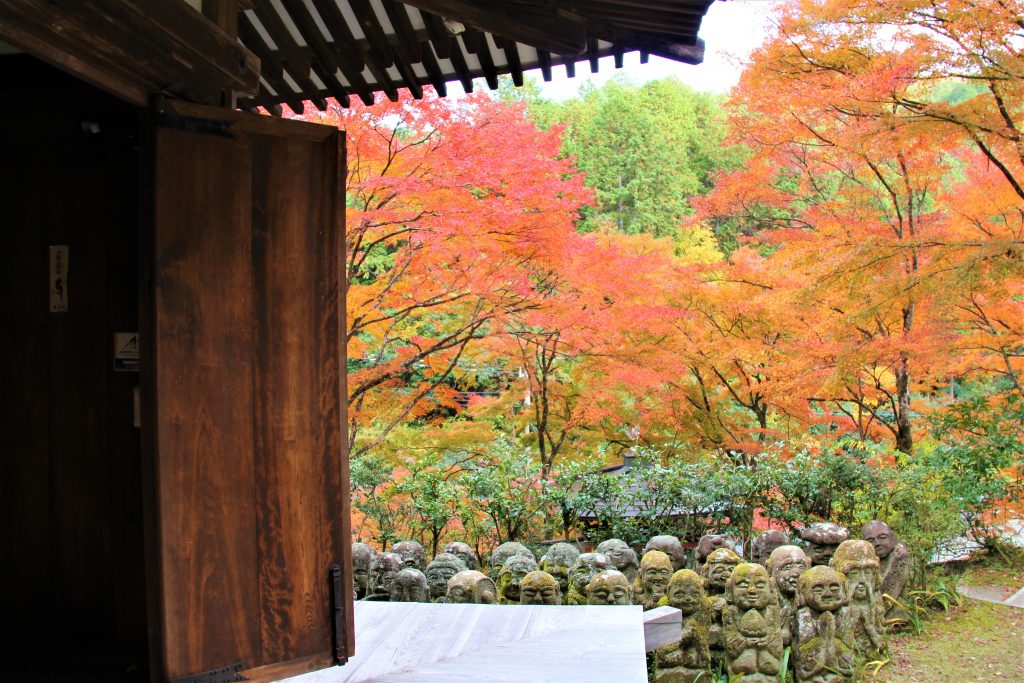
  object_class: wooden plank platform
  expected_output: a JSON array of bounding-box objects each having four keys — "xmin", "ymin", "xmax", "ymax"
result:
[{"xmin": 282, "ymin": 602, "xmax": 649, "ymax": 683}]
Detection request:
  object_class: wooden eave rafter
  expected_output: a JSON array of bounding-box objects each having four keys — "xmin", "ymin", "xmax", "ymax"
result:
[
  {"xmin": 0, "ymin": 0, "xmax": 259, "ymax": 107},
  {"xmin": 235, "ymin": 0, "xmax": 714, "ymax": 115}
]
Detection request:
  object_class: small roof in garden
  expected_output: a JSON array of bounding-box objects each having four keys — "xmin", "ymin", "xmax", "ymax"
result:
[{"xmin": 237, "ymin": 0, "xmax": 715, "ymax": 115}]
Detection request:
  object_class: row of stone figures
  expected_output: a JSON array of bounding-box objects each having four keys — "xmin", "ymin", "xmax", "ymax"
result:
[{"xmin": 352, "ymin": 521, "xmax": 910, "ymax": 682}]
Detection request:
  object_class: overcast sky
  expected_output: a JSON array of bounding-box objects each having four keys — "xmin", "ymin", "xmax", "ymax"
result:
[{"xmin": 534, "ymin": 0, "xmax": 781, "ymax": 99}]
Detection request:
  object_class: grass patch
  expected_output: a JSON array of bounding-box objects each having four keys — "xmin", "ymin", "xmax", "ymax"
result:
[{"xmin": 880, "ymin": 599, "xmax": 1024, "ymax": 681}]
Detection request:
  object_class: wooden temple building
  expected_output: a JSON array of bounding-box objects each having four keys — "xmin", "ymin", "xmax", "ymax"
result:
[{"xmin": 0, "ymin": 1, "xmax": 715, "ymax": 681}]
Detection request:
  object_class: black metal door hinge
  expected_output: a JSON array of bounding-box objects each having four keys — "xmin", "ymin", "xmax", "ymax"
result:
[
  {"xmin": 329, "ymin": 563, "xmax": 347, "ymax": 664},
  {"xmin": 169, "ymin": 661, "xmax": 247, "ymax": 683}
]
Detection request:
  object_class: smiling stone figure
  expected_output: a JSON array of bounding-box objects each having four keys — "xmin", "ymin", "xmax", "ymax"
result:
[
  {"xmin": 861, "ymin": 520, "xmax": 911, "ymax": 618},
  {"xmin": 540, "ymin": 542, "xmax": 580, "ymax": 603},
  {"xmin": 830, "ymin": 540, "xmax": 885, "ymax": 656},
  {"xmin": 722, "ymin": 563, "xmax": 783, "ymax": 683},
  {"xmin": 654, "ymin": 569, "xmax": 712, "ymax": 683},
  {"xmin": 567, "ymin": 552, "xmax": 612, "ymax": 605},
  {"xmin": 520, "ymin": 570, "xmax": 562, "ymax": 605},
  {"xmin": 497, "ymin": 554, "xmax": 539, "ymax": 605},
  {"xmin": 586, "ymin": 569, "xmax": 632, "ymax": 605},
  {"xmin": 633, "ymin": 550, "xmax": 674, "ymax": 611},
  {"xmin": 597, "ymin": 538, "xmax": 640, "ymax": 583},
  {"xmin": 351, "ymin": 542, "xmax": 376, "ymax": 600},
  {"xmin": 766, "ymin": 544, "xmax": 811, "ymax": 645},
  {"xmin": 699, "ymin": 546, "xmax": 742, "ymax": 664},
  {"xmin": 424, "ymin": 552, "xmax": 467, "ymax": 602},
  {"xmin": 794, "ymin": 566, "xmax": 857, "ymax": 683}
]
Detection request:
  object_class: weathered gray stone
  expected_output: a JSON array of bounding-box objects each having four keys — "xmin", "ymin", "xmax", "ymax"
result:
[
  {"xmin": 520, "ymin": 570, "xmax": 562, "ymax": 605},
  {"xmin": 367, "ymin": 551, "xmax": 403, "ymax": 600},
  {"xmin": 391, "ymin": 568, "xmax": 429, "ymax": 603},
  {"xmin": 487, "ymin": 541, "xmax": 534, "ymax": 580},
  {"xmin": 392, "ymin": 540, "xmax": 426, "ymax": 571},
  {"xmin": 722, "ymin": 563, "xmax": 783, "ymax": 683},
  {"xmin": 645, "ymin": 535, "xmax": 686, "ymax": 572},
  {"xmin": 540, "ymin": 542, "xmax": 580, "ymax": 602},
  {"xmin": 568, "ymin": 552, "xmax": 612, "ymax": 605},
  {"xmin": 597, "ymin": 538, "xmax": 640, "ymax": 583},
  {"xmin": 496, "ymin": 554, "xmax": 539, "ymax": 605},
  {"xmin": 861, "ymin": 520, "xmax": 911, "ymax": 619},
  {"xmin": 586, "ymin": 569, "xmax": 632, "ymax": 605},
  {"xmin": 352, "ymin": 542, "xmax": 377, "ymax": 600},
  {"xmin": 634, "ymin": 550, "xmax": 674, "ymax": 611},
  {"xmin": 751, "ymin": 530, "xmax": 790, "ymax": 566},
  {"xmin": 654, "ymin": 569, "xmax": 712, "ymax": 683},
  {"xmin": 767, "ymin": 544, "xmax": 811, "ymax": 646},
  {"xmin": 444, "ymin": 541, "xmax": 478, "ymax": 571},
  {"xmin": 424, "ymin": 552, "xmax": 468, "ymax": 602},
  {"xmin": 794, "ymin": 566, "xmax": 857, "ymax": 682},
  {"xmin": 799, "ymin": 522, "xmax": 849, "ymax": 566},
  {"xmin": 699, "ymin": 547, "xmax": 742, "ymax": 666},
  {"xmin": 830, "ymin": 539, "xmax": 885, "ymax": 656}
]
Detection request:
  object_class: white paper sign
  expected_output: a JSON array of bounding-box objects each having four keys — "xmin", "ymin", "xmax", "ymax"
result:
[{"xmin": 49, "ymin": 245, "xmax": 69, "ymax": 312}]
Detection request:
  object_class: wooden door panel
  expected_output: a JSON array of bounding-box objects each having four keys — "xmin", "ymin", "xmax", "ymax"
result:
[{"xmin": 149, "ymin": 105, "xmax": 349, "ymax": 682}]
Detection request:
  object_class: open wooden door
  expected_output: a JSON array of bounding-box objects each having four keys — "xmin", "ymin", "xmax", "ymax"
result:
[{"xmin": 143, "ymin": 101, "xmax": 352, "ymax": 683}]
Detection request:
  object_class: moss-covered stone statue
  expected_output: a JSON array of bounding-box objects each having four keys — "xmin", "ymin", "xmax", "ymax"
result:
[
  {"xmin": 766, "ymin": 544, "xmax": 811, "ymax": 646},
  {"xmin": 830, "ymin": 540, "xmax": 885, "ymax": 656},
  {"xmin": 586, "ymin": 569, "xmax": 632, "ymax": 605},
  {"xmin": 700, "ymin": 547, "xmax": 742, "ymax": 666},
  {"xmin": 487, "ymin": 541, "xmax": 535, "ymax": 580},
  {"xmin": 424, "ymin": 552, "xmax": 468, "ymax": 602},
  {"xmin": 392, "ymin": 540, "xmax": 426, "ymax": 571},
  {"xmin": 352, "ymin": 542, "xmax": 376, "ymax": 600},
  {"xmin": 443, "ymin": 541, "xmax": 478, "ymax": 570},
  {"xmin": 633, "ymin": 550, "xmax": 674, "ymax": 611},
  {"xmin": 861, "ymin": 520, "xmax": 911, "ymax": 620},
  {"xmin": 567, "ymin": 552, "xmax": 612, "ymax": 605},
  {"xmin": 751, "ymin": 530, "xmax": 790, "ymax": 566},
  {"xmin": 497, "ymin": 554, "xmax": 539, "ymax": 604},
  {"xmin": 794, "ymin": 566, "xmax": 857, "ymax": 682},
  {"xmin": 390, "ymin": 567, "xmax": 429, "ymax": 602},
  {"xmin": 539, "ymin": 542, "xmax": 580, "ymax": 603},
  {"xmin": 520, "ymin": 570, "xmax": 562, "ymax": 605},
  {"xmin": 654, "ymin": 569, "xmax": 712, "ymax": 683},
  {"xmin": 799, "ymin": 522, "xmax": 849, "ymax": 566},
  {"xmin": 366, "ymin": 551, "xmax": 403, "ymax": 600},
  {"xmin": 722, "ymin": 563, "xmax": 784, "ymax": 683},
  {"xmin": 645, "ymin": 535, "xmax": 686, "ymax": 572},
  {"xmin": 597, "ymin": 538, "xmax": 640, "ymax": 583},
  {"xmin": 446, "ymin": 570, "xmax": 498, "ymax": 604},
  {"xmin": 692, "ymin": 533, "xmax": 741, "ymax": 569}
]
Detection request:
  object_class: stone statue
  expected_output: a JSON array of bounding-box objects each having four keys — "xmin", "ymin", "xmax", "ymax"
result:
[
  {"xmin": 367, "ymin": 552, "xmax": 403, "ymax": 600},
  {"xmin": 392, "ymin": 540, "xmax": 426, "ymax": 571},
  {"xmin": 633, "ymin": 550, "xmax": 674, "ymax": 611},
  {"xmin": 692, "ymin": 533, "xmax": 741, "ymax": 568},
  {"xmin": 766, "ymin": 544, "xmax": 811, "ymax": 645},
  {"xmin": 586, "ymin": 569, "xmax": 632, "ymax": 605},
  {"xmin": 496, "ymin": 554, "xmax": 539, "ymax": 605},
  {"xmin": 424, "ymin": 552, "xmax": 468, "ymax": 602},
  {"xmin": 597, "ymin": 538, "xmax": 640, "ymax": 583},
  {"xmin": 446, "ymin": 570, "xmax": 497, "ymax": 604},
  {"xmin": 794, "ymin": 566, "xmax": 857, "ymax": 682},
  {"xmin": 654, "ymin": 569, "xmax": 712, "ymax": 683},
  {"xmin": 520, "ymin": 570, "xmax": 562, "ymax": 605},
  {"xmin": 645, "ymin": 535, "xmax": 686, "ymax": 572},
  {"xmin": 567, "ymin": 552, "xmax": 612, "ymax": 605},
  {"xmin": 750, "ymin": 530, "xmax": 790, "ymax": 566},
  {"xmin": 444, "ymin": 541, "xmax": 479, "ymax": 570},
  {"xmin": 390, "ymin": 568, "xmax": 429, "ymax": 603},
  {"xmin": 830, "ymin": 540, "xmax": 885, "ymax": 656},
  {"xmin": 799, "ymin": 522, "xmax": 849, "ymax": 566},
  {"xmin": 861, "ymin": 520, "xmax": 911, "ymax": 618},
  {"xmin": 352, "ymin": 542, "xmax": 376, "ymax": 600},
  {"xmin": 722, "ymin": 563, "xmax": 784, "ymax": 683},
  {"xmin": 700, "ymin": 547, "xmax": 742, "ymax": 666},
  {"xmin": 487, "ymin": 541, "xmax": 535, "ymax": 580},
  {"xmin": 539, "ymin": 542, "xmax": 580, "ymax": 603}
]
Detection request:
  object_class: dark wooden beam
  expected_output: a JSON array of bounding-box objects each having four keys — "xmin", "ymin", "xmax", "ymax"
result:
[
  {"xmin": 400, "ymin": 0, "xmax": 587, "ymax": 55},
  {"xmin": 202, "ymin": 0, "xmax": 239, "ymax": 39},
  {"xmin": 0, "ymin": 0, "xmax": 259, "ymax": 106}
]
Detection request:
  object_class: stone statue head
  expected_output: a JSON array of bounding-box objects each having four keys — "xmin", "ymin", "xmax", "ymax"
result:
[
  {"xmin": 487, "ymin": 541, "xmax": 534, "ymax": 579},
  {"xmin": 390, "ymin": 568, "xmax": 429, "ymax": 602},
  {"xmin": 861, "ymin": 520, "xmax": 899, "ymax": 560},
  {"xmin": 597, "ymin": 539, "xmax": 639, "ymax": 577},
  {"xmin": 667, "ymin": 569, "xmax": 712, "ymax": 618},
  {"xmin": 750, "ymin": 530, "xmax": 789, "ymax": 566},
  {"xmin": 830, "ymin": 540, "xmax": 881, "ymax": 601},
  {"xmin": 369, "ymin": 552, "xmax": 403, "ymax": 597},
  {"xmin": 392, "ymin": 540, "xmax": 426, "ymax": 571},
  {"xmin": 644, "ymin": 535, "xmax": 686, "ymax": 572},
  {"xmin": 520, "ymin": 570, "xmax": 562, "ymax": 605},
  {"xmin": 497, "ymin": 555, "xmax": 539, "ymax": 604},
  {"xmin": 569, "ymin": 552, "xmax": 611, "ymax": 599},
  {"xmin": 799, "ymin": 522, "xmax": 849, "ymax": 566},
  {"xmin": 695, "ymin": 534, "xmax": 739, "ymax": 565},
  {"xmin": 726, "ymin": 563, "xmax": 776, "ymax": 611},
  {"xmin": 474, "ymin": 575, "xmax": 498, "ymax": 604},
  {"xmin": 638, "ymin": 550, "xmax": 674, "ymax": 596},
  {"xmin": 352, "ymin": 542, "xmax": 376, "ymax": 598},
  {"xmin": 443, "ymin": 541, "xmax": 478, "ymax": 570},
  {"xmin": 586, "ymin": 569, "xmax": 632, "ymax": 605},
  {"xmin": 798, "ymin": 565, "xmax": 848, "ymax": 613},
  {"xmin": 700, "ymin": 547, "xmax": 742, "ymax": 593},
  {"xmin": 425, "ymin": 552, "xmax": 468, "ymax": 600},
  {"xmin": 446, "ymin": 570, "xmax": 483, "ymax": 604},
  {"xmin": 766, "ymin": 544, "xmax": 810, "ymax": 598},
  {"xmin": 539, "ymin": 543, "xmax": 580, "ymax": 595}
]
